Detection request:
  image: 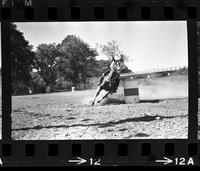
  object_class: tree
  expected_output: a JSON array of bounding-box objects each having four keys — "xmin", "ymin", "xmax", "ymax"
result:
[
  {"xmin": 59, "ymin": 35, "xmax": 98, "ymax": 88},
  {"xmin": 197, "ymin": 22, "xmax": 200, "ymax": 97},
  {"xmin": 34, "ymin": 43, "xmax": 62, "ymax": 92},
  {"xmin": 198, "ymin": 22, "xmax": 200, "ymax": 68},
  {"xmin": 99, "ymin": 40, "xmax": 131, "ymax": 73},
  {"xmin": 99, "ymin": 40, "xmax": 128, "ymax": 61},
  {"xmin": 30, "ymin": 71, "xmax": 46, "ymax": 93},
  {"xmin": 10, "ymin": 23, "xmax": 35, "ymax": 95},
  {"xmin": 95, "ymin": 60, "xmax": 111, "ymax": 77}
]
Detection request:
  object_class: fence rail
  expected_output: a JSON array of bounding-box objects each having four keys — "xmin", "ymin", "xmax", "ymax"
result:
[
  {"xmin": 134, "ymin": 66, "xmax": 188, "ymax": 74},
  {"xmin": 120, "ymin": 66, "xmax": 188, "ymax": 77}
]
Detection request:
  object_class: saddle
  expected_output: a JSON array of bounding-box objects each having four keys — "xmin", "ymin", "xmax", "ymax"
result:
[
  {"xmin": 98, "ymin": 70, "xmax": 119, "ymax": 85},
  {"xmin": 106, "ymin": 71, "xmax": 119, "ymax": 83}
]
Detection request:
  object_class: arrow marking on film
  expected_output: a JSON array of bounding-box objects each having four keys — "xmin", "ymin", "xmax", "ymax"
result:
[
  {"xmin": 155, "ymin": 157, "xmax": 173, "ymax": 165},
  {"xmin": 68, "ymin": 157, "xmax": 87, "ymax": 165}
]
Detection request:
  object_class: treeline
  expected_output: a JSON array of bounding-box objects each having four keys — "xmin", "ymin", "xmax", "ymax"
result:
[
  {"xmin": 11, "ymin": 23, "xmax": 131, "ymax": 95},
  {"xmin": 197, "ymin": 22, "xmax": 200, "ymax": 97}
]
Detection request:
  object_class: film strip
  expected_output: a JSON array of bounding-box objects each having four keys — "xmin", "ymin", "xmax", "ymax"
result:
[{"xmin": 0, "ymin": 0, "xmax": 200, "ymax": 167}]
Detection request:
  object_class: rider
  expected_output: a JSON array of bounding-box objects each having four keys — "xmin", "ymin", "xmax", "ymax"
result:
[{"xmin": 97, "ymin": 57, "xmax": 120, "ymax": 92}]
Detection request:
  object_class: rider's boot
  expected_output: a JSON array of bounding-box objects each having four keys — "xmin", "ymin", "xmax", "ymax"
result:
[{"xmin": 113, "ymin": 78, "xmax": 120, "ymax": 92}]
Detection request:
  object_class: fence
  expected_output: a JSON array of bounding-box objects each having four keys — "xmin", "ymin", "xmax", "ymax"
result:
[
  {"xmin": 120, "ymin": 66, "xmax": 188, "ymax": 78},
  {"xmin": 133, "ymin": 66, "xmax": 188, "ymax": 74}
]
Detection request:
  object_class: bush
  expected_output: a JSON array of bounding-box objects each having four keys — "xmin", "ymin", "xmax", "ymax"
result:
[{"xmin": 12, "ymin": 82, "xmax": 29, "ymax": 95}]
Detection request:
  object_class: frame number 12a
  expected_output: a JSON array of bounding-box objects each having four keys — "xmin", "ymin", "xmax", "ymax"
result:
[{"xmin": 175, "ymin": 157, "xmax": 194, "ymax": 166}]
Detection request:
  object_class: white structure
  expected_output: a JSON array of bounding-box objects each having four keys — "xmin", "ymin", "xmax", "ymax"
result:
[{"xmin": 71, "ymin": 86, "xmax": 75, "ymax": 92}]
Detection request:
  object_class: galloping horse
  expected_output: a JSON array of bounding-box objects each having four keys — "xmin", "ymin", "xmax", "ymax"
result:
[{"xmin": 91, "ymin": 55, "xmax": 125, "ymax": 105}]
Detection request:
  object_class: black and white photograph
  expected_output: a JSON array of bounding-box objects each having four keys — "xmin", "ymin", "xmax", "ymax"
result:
[{"xmin": 11, "ymin": 21, "xmax": 188, "ymax": 140}]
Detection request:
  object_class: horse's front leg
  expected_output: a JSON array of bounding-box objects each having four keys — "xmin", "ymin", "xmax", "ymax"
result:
[
  {"xmin": 91, "ymin": 86, "xmax": 102, "ymax": 105},
  {"xmin": 97, "ymin": 91, "xmax": 110, "ymax": 104}
]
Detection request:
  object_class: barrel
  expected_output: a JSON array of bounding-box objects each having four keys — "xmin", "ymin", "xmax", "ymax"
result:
[
  {"xmin": 71, "ymin": 86, "xmax": 75, "ymax": 92},
  {"xmin": 123, "ymin": 77, "xmax": 139, "ymax": 103}
]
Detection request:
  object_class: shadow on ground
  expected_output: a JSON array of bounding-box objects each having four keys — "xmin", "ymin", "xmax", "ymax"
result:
[
  {"xmin": 139, "ymin": 100, "xmax": 162, "ymax": 103},
  {"xmin": 135, "ymin": 133, "xmax": 150, "ymax": 137},
  {"xmin": 12, "ymin": 114, "xmax": 188, "ymax": 131}
]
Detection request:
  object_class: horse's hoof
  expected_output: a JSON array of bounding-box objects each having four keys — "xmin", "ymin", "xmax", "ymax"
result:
[{"xmin": 97, "ymin": 100, "xmax": 102, "ymax": 104}]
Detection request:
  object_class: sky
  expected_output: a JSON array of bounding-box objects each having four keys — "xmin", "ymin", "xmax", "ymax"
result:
[{"xmin": 12, "ymin": 21, "xmax": 188, "ymax": 72}]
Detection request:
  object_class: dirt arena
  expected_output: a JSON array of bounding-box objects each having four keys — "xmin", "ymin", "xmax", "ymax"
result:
[{"xmin": 12, "ymin": 76, "xmax": 188, "ymax": 140}]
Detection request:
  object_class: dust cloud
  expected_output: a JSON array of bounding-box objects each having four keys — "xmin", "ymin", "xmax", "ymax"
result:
[
  {"xmin": 80, "ymin": 75, "xmax": 188, "ymax": 105},
  {"xmin": 138, "ymin": 75, "xmax": 188, "ymax": 100}
]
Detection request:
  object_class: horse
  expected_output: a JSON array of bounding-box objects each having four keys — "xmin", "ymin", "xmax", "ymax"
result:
[{"xmin": 91, "ymin": 56, "xmax": 125, "ymax": 105}]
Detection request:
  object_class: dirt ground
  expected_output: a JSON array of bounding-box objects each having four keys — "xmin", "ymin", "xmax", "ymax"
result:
[{"xmin": 12, "ymin": 87, "xmax": 188, "ymax": 140}]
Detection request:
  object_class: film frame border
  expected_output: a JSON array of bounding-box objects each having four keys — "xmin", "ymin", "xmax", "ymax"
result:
[
  {"xmin": 0, "ymin": 0, "xmax": 199, "ymax": 166},
  {"xmin": 0, "ymin": 0, "xmax": 200, "ymax": 21}
]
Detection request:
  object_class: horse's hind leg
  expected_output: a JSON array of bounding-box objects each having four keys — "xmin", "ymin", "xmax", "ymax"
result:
[
  {"xmin": 91, "ymin": 86, "xmax": 102, "ymax": 105},
  {"xmin": 97, "ymin": 92, "xmax": 110, "ymax": 103}
]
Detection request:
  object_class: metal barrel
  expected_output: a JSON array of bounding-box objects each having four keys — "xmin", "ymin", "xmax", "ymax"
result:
[{"xmin": 123, "ymin": 77, "xmax": 139, "ymax": 103}]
